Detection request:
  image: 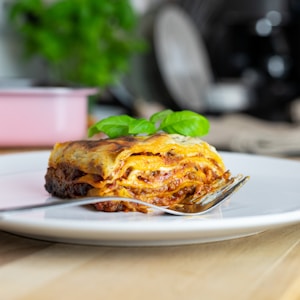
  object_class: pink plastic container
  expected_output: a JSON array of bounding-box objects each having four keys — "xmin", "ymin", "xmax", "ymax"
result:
[{"xmin": 0, "ymin": 88, "xmax": 97, "ymax": 147}]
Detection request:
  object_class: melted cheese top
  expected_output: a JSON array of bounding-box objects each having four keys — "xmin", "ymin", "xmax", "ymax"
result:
[
  {"xmin": 46, "ymin": 133, "xmax": 229, "ymax": 205},
  {"xmin": 48, "ymin": 133, "xmax": 225, "ymax": 181}
]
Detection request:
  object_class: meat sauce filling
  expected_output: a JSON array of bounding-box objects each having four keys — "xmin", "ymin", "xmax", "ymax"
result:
[{"xmin": 45, "ymin": 151, "xmax": 226, "ymax": 212}]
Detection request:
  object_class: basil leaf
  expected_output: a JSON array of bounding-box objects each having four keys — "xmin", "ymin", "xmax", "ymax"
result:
[
  {"xmin": 88, "ymin": 110, "xmax": 210, "ymax": 138},
  {"xmin": 88, "ymin": 115, "xmax": 134, "ymax": 138},
  {"xmin": 149, "ymin": 109, "xmax": 173, "ymax": 126},
  {"xmin": 128, "ymin": 118, "xmax": 156, "ymax": 135},
  {"xmin": 88, "ymin": 124, "xmax": 102, "ymax": 138},
  {"xmin": 159, "ymin": 110, "xmax": 210, "ymax": 137}
]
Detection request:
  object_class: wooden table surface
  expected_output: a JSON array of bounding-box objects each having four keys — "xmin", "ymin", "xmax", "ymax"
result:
[{"xmin": 1, "ymin": 149, "xmax": 300, "ymax": 300}]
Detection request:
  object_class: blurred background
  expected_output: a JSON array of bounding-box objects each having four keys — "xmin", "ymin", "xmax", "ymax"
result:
[{"xmin": 1, "ymin": 0, "xmax": 300, "ymax": 155}]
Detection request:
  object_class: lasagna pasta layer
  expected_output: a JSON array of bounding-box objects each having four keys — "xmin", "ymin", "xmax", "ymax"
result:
[{"xmin": 44, "ymin": 133, "xmax": 229, "ymax": 212}]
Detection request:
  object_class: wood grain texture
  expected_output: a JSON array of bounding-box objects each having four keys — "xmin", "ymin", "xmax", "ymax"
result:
[{"xmin": 0, "ymin": 224, "xmax": 300, "ymax": 300}]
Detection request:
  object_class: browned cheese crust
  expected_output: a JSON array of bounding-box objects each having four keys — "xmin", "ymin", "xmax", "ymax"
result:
[{"xmin": 45, "ymin": 133, "xmax": 229, "ymax": 212}]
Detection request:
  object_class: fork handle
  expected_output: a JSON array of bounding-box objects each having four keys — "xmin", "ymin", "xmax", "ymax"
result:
[{"xmin": 0, "ymin": 196, "xmax": 146, "ymax": 217}]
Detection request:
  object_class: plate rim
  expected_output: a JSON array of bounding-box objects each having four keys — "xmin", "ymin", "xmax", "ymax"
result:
[{"xmin": 1, "ymin": 150, "xmax": 300, "ymax": 246}]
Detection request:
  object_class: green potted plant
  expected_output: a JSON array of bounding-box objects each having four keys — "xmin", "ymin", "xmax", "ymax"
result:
[
  {"xmin": 8, "ymin": 0, "xmax": 143, "ymax": 87},
  {"xmin": 1, "ymin": 0, "xmax": 144, "ymax": 146}
]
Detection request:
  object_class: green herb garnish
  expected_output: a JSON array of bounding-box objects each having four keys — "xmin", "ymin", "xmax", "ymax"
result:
[{"xmin": 88, "ymin": 110, "xmax": 210, "ymax": 138}]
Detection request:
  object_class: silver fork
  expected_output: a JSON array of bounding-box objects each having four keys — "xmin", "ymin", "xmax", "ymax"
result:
[{"xmin": 0, "ymin": 175, "xmax": 249, "ymax": 217}]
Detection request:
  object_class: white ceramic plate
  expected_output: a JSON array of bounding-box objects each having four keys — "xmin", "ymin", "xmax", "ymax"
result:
[{"xmin": 1, "ymin": 151, "xmax": 300, "ymax": 246}]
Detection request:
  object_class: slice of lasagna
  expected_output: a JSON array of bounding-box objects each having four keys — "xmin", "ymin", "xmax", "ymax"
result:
[{"xmin": 44, "ymin": 133, "xmax": 230, "ymax": 212}]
